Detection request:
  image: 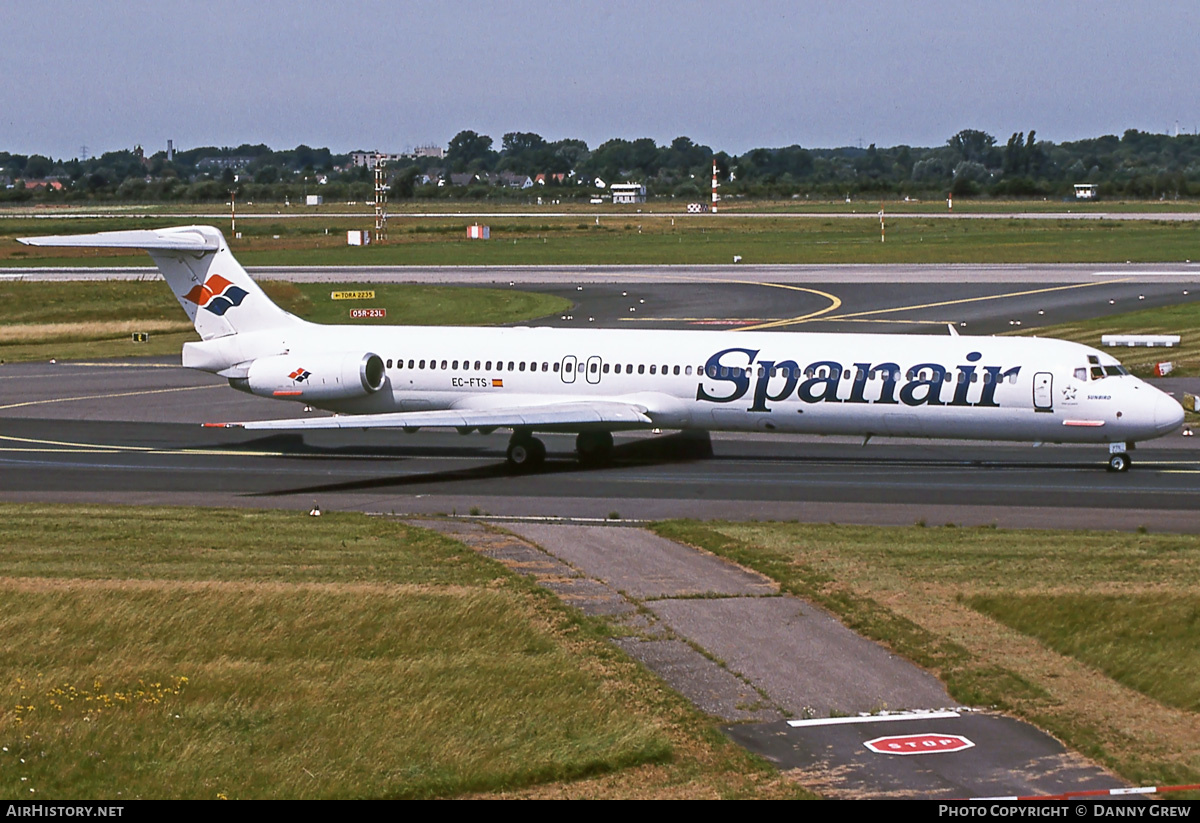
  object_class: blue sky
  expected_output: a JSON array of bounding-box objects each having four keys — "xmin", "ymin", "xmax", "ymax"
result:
[{"xmin": 3, "ymin": 1, "xmax": 1199, "ymax": 159}]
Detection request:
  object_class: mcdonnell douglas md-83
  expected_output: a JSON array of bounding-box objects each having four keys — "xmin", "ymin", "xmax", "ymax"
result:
[{"xmin": 19, "ymin": 226, "xmax": 1184, "ymax": 472}]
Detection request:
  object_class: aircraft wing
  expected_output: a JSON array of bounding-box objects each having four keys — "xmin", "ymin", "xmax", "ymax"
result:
[{"xmin": 204, "ymin": 400, "xmax": 654, "ymax": 431}]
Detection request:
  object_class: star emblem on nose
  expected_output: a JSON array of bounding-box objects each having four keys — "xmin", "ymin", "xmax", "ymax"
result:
[{"xmin": 1063, "ymin": 386, "xmax": 1077, "ymax": 401}]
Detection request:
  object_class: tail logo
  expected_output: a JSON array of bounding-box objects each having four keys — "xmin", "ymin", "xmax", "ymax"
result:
[{"xmin": 184, "ymin": 274, "xmax": 249, "ymax": 316}]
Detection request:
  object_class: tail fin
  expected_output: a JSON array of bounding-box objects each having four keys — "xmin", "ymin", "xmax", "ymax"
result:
[{"xmin": 18, "ymin": 225, "xmax": 299, "ymax": 340}]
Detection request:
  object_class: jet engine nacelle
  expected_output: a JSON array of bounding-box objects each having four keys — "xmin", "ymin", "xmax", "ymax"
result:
[{"xmin": 235, "ymin": 352, "xmax": 387, "ymax": 401}]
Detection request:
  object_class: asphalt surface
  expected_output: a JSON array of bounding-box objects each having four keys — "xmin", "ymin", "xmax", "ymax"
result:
[{"xmin": 2, "ymin": 270, "xmax": 1198, "ymax": 529}]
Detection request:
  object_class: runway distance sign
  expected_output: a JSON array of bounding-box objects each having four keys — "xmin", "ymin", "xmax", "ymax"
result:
[
  {"xmin": 864, "ymin": 733, "xmax": 975, "ymax": 755},
  {"xmin": 331, "ymin": 290, "xmax": 375, "ymax": 300}
]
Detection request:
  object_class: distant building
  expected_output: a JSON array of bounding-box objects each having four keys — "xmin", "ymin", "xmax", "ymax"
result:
[
  {"xmin": 197, "ymin": 156, "xmax": 253, "ymax": 170},
  {"xmin": 351, "ymin": 151, "xmax": 405, "ymax": 169},
  {"xmin": 610, "ymin": 182, "xmax": 646, "ymax": 204},
  {"xmin": 1074, "ymin": 183, "xmax": 1098, "ymax": 200},
  {"xmin": 411, "ymin": 145, "xmax": 445, "ymax": 159},
  {"xmin": 496, "ymin": 171, "xmax": 533, "ymax": 189}
]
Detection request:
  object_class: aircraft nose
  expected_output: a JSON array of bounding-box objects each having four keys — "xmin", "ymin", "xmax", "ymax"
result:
[{"xmin": 1155, "ymin": 392, "xmax": 1185, "ymax": 435}]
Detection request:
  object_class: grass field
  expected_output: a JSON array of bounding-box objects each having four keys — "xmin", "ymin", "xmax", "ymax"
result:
[
  {"xmin": 652, "ymin": 521, "xmax": 1200, "ymax": 790},
  {"xmin": 0, "ymin": 279, "xmax": 571, "ymax": 362},
  {"xmin": 4, "ymin": 213, "xmax": 1200, "ymax": 266},
  {"xmin": 4, "ymin": 198, "xmax": 1199, "ymax": 216},
  {"xmin": 0, "ymin": 504, "xmax": 809, "ymax": 800},
  {"xmin": 1016, "ymin": 300, "xmax": 1200, "ymax": 378}
]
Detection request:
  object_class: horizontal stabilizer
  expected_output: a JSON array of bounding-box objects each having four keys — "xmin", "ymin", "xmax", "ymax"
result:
[
  {"xmin": 19, "ymin": 227, "xmax": 220, "ymax": 252},
  {"xmin": 205, "ymin": 401, "xmax": 653, "ymax": 431}
]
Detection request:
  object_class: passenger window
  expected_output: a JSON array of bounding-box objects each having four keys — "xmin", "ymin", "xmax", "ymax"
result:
[
  {"xmin": 519, "ymin": 362, "xmax": 526, "ymax": 372},
  {"xmin": 452, "ymin": 360, "xmax": 458, "ymax": 369},
  {"xmin": 603, "ymin": 364, "xmax": 610, "ymax": 373},
  {"xmin": 553, "ymin": 362, "xmax": 560, "ymax": 372},
  {"xmin": 685, "ymin": 366, "xmax": 692, "ymax": 375},
  {"xmin": 590, "ymin": 362, "xmax": 598, "ymax": 373},
  {"xmin": 650, "ymin": 365, "xmax": 657, "ymax": 375},
  {"xmin": 640, "ymin": 365, "xmax": 647, "ymax": 375},
  {"xmin": 419, "ymin": 359, "xmax": 426, "ymax": 369},
  {"xmin": 673, "ymin": 365, "xmax": 680, "ymax": 375},
  {"xmin": 386, "ymin": 359, "xmax": 392, "ymax": 368}
]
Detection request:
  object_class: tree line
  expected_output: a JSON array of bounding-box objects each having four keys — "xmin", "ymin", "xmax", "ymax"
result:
[{"xmin": 4, "ymin": 128, "xmax": 1200, "ymax": 204}]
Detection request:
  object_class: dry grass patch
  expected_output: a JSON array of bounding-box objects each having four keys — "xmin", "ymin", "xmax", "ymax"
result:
[{"xmin": 653, "ymin": 520, "xmax": 1200, "ymax": 788}]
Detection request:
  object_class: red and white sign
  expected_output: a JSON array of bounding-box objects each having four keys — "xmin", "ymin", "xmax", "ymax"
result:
[
  {"xmin": 864, "ymin": 733, "xmax": 975, "ymax": 755},
  {"xmin": 350, "ymin": 308, "xmax": 386, "ymax": 319}
]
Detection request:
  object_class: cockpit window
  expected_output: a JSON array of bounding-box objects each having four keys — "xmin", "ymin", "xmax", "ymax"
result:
[
  {"xmin": 1091, "ymin": 366, "xmax": 1105, "ymax": 379},
  {"xmin": 1104, "ymin": 365, "xmax": 1129, "ymax": 377},
  {"xmin": 1075, "ymin": 367, "xmax": 1087, "ymax": 381}
]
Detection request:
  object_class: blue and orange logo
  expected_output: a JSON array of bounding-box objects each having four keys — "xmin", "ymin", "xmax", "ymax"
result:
[
  {"xmin": 184, "ymin": 274, "xmax": 248, "ymax": 316},
  {"xmin": 289, "ymin": 367, "xmax": 311, "ymax": 383}
]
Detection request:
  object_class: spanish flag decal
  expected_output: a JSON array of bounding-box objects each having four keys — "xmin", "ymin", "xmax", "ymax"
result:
[{"xmin": 492, "ymin": 378, "xmax": 504, "ymax": 387}]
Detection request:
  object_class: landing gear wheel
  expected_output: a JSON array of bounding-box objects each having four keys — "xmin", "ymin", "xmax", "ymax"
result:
[
  {"xmin": 1108, "ymin": 453, "xmax": 1130, "ymax": 473},
  {"xmin": 506, "ymin": 435, "xmax": 546, "ymax": 471},
  {"xmin": 576, "ymin": 431, "xmax": 614, "ymax": 466}
]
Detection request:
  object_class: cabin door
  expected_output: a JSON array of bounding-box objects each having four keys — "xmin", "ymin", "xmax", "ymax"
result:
[
  {"xmin": 584, "ymin": 355, "xmax": 603, "ymax": 385},
  {"xmin": 560, "ymin": 355, "xmax": 577, "ymax": 384},
  {"xmin": 1033, "ymin": 372, "xmax": 1053, "ymax": 412}
]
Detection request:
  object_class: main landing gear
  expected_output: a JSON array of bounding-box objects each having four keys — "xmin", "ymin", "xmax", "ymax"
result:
[
  {"xmin": 506, "ymin": 431, "xmax": 546, "ymax": 471},
  {"xmin": 575, "ymin": 431, "xmax": 614, "ymax": 466},
  {"xmin": 504, "ymin": 430, "xmax": 617, "ymax": 471},
  {"xmin": 1107, "ymin": 442, "xmax": 1132, "ymax": 473}
]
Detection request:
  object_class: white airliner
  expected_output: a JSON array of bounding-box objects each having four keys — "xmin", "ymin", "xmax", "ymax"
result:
[{"xmin": 20, "ymin": 225, "xmax": 1184, "ymax": 472}]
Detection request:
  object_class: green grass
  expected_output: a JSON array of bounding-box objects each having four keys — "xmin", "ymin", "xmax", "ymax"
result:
[
  {"xmin": 652, "ymin": 520, "xmax": 1200, "ymax": 789},
  {"xmin": 6, "ymin": 214, "xmax": 1200, "ymax": 266},
  {"xmin": 968, "ymin": 594, "xmax": 1200, "ymax": 713},
  {"xmin": 0, "ymin": 280, "xmax": 571, "ymax": 363},
  {"xmin": 0, "ymin": 504, "xmax": 806, "ymax": 800}
]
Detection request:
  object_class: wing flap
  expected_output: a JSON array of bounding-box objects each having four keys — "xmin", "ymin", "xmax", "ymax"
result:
[{"xmin": 205, "ymin": 401, "xmax": 653, "ymax": 431}]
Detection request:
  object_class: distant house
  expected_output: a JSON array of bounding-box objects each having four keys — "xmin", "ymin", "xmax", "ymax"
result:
[
  {"xmin": 610, "ymin": 182, "xmax": 646, "ymax": 204},
  {"xmin": 1074, "ymin": 183, "xmax": 1098, "ymax": 200},
  {"xmin": 450, "ymin": 172, "xmax": 479, "ymax": 186},
  {"xmin": 24, "ymin": 180, "xmax": 64, "ymax": 191},
  {"xmin": 497, "ymin": 171, "xmax": 533, "ymax": 189}
]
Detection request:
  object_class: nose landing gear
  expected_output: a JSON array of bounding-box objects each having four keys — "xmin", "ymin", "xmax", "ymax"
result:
[{"xmin": 1107, "ymin": 442, "xmax": 1132, "ymax": 473}]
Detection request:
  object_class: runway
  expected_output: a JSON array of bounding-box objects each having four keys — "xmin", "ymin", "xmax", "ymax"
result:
[{"xmin": 2, "ymin": 264, "xmax": 1198, "ymax": 530}]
